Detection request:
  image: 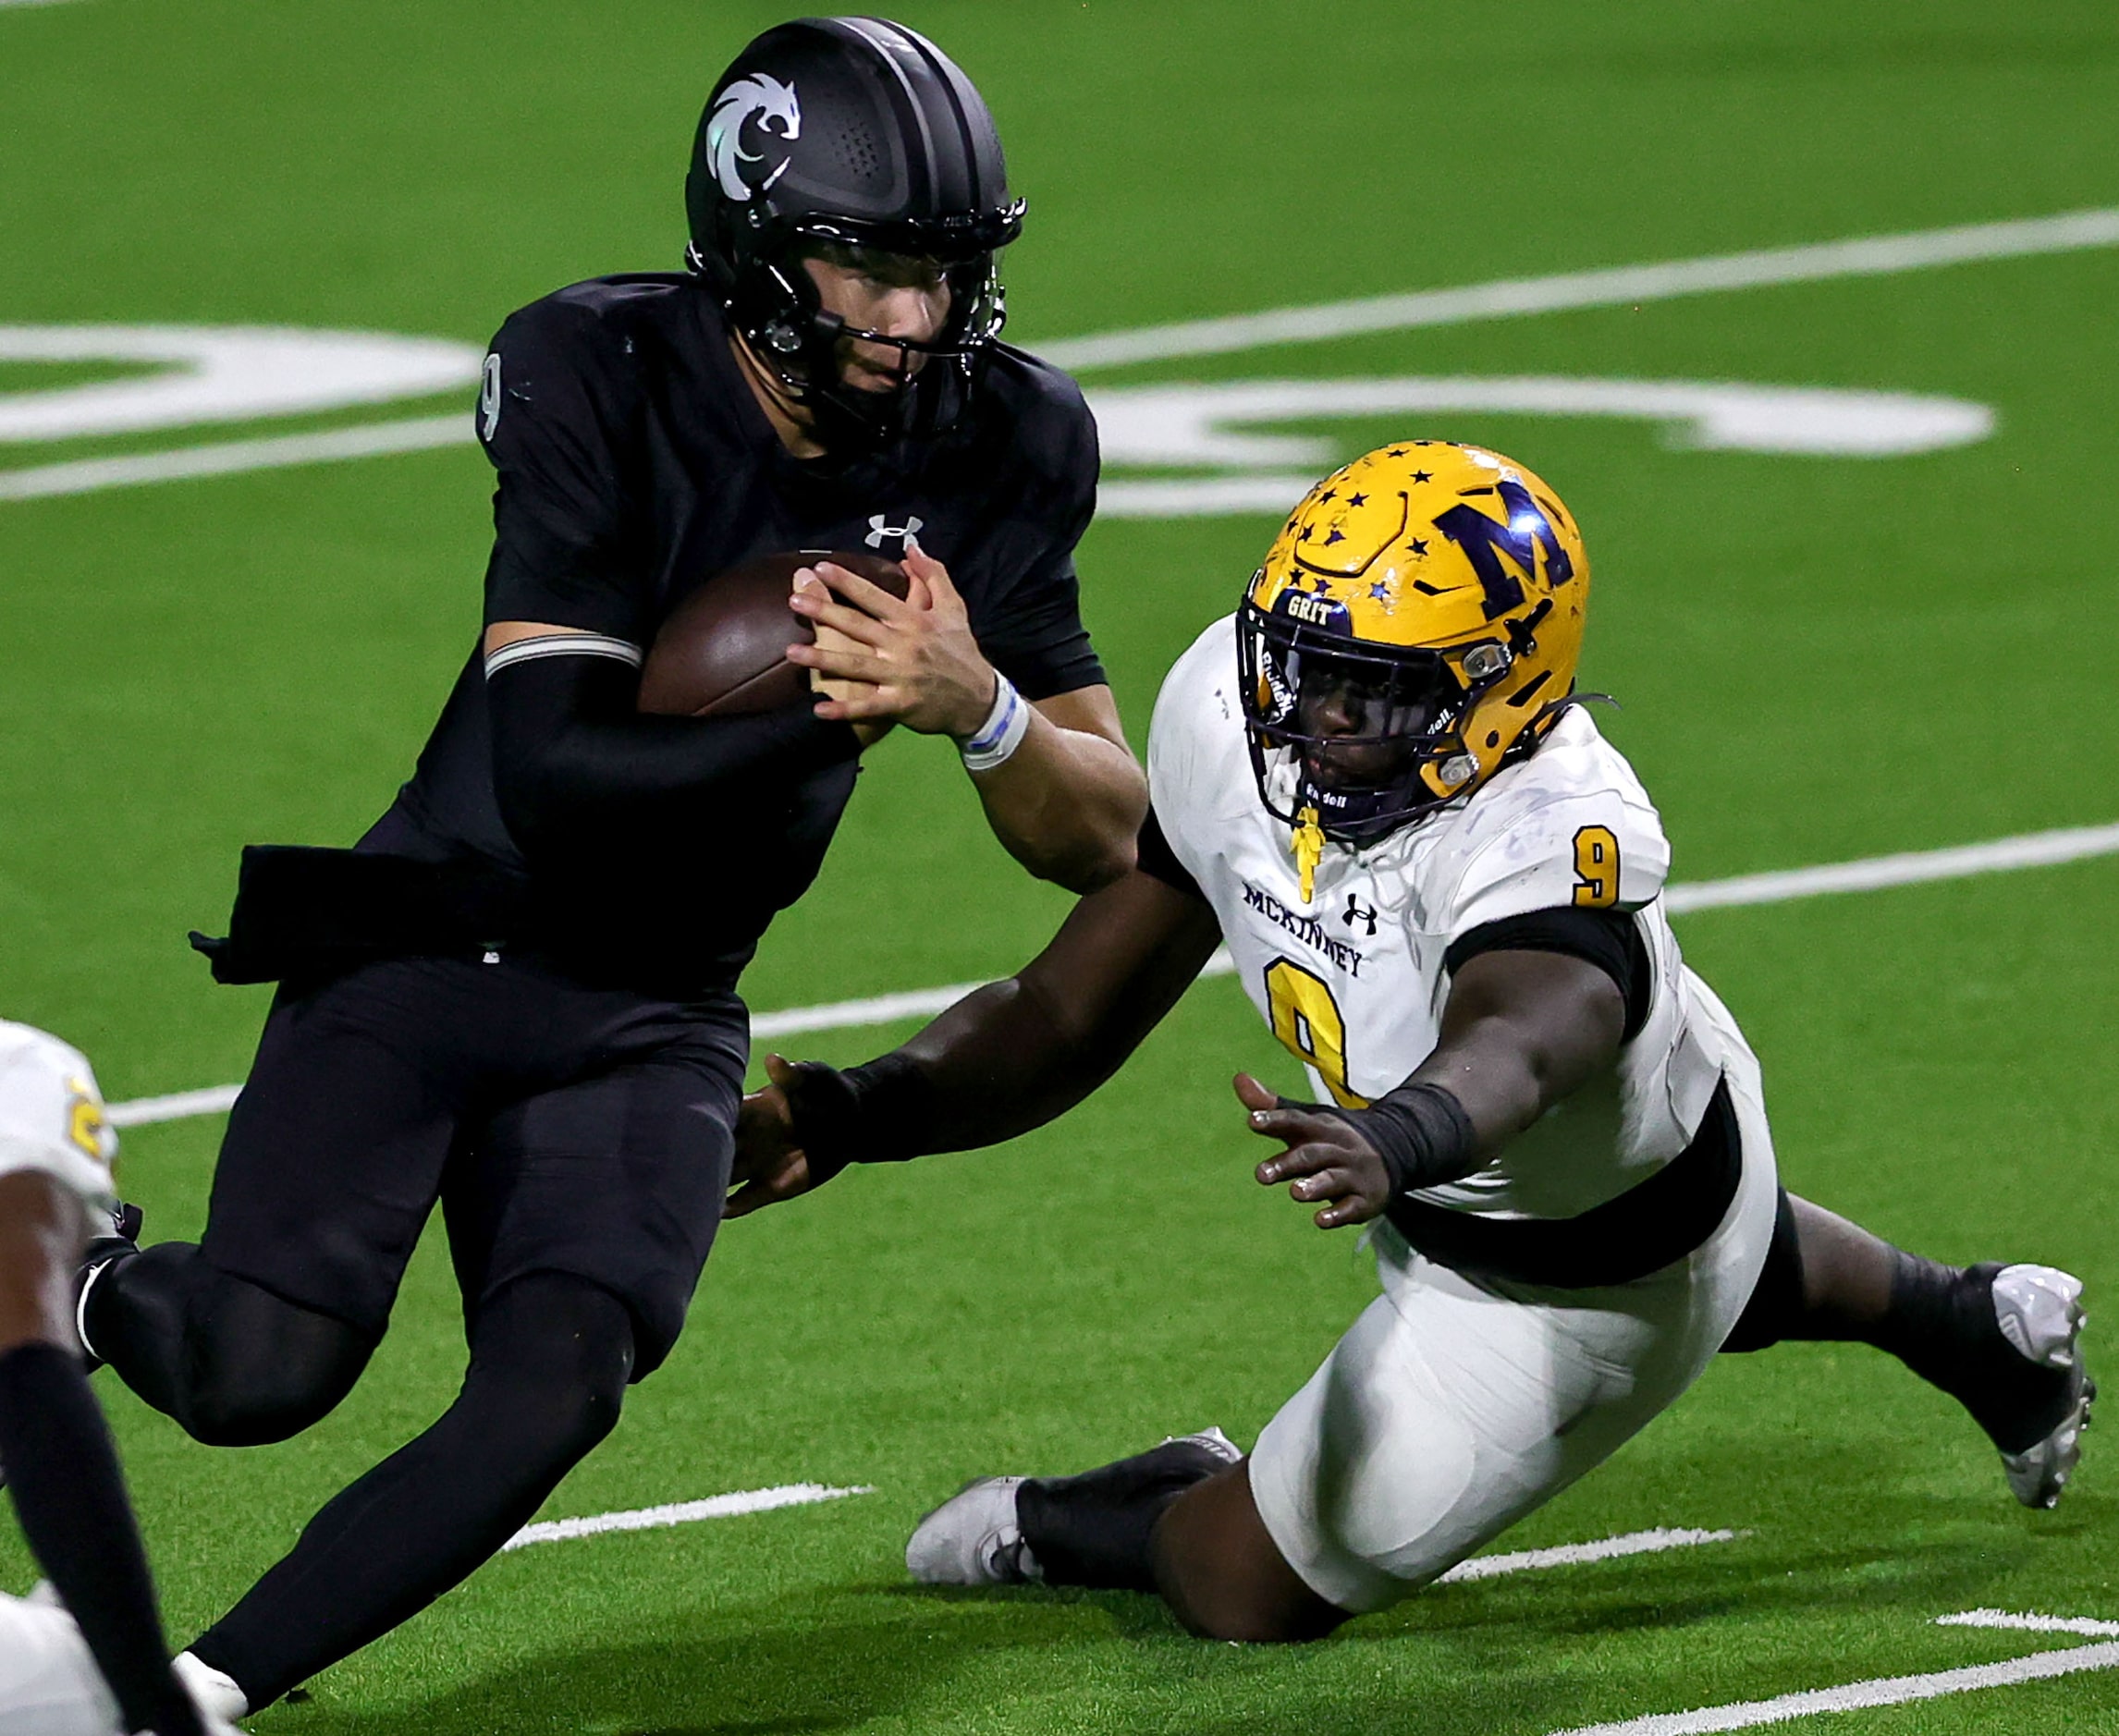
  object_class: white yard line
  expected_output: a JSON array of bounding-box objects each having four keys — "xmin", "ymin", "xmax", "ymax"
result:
[
  {"xmin": 501, "ymin": 1482, "xmax": 874, "ymax": 1552},
  {"xmin": 1439, "ymin": 1527, "xmax": 1736, "ymax": 1584},
  {"xmin": 0, "ymin": 413, "xmax": 468, "ymax": 502},
  {"xmin": 1938, "ymin": 1608, "xmax": 2119, "ymax": 1639},
  {"xmin": 1660, "ymin": 821, "xmax": 2119, "ymax": 913},
  {"xmin": 105, "ymin": 818, "xmax": 2119, "ymax": 1130},
  {"xmin": 8, "ymin": 210, "xmax": 2119, "ymax": 502},
  {"xmin": 1549, "ymin": 1641, "xmax": 2119, "ymax": 1735},
  {"xmin": 106, "ymin": 1083, "xmax": 244, "ymax": 1131},
  {"xmin": 1041, "ymin": 207, "xmax": 2119, "ymax": 372}
]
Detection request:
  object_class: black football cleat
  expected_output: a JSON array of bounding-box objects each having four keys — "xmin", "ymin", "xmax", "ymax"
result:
[
  {"xmin": 73, "ymin": 1200, "xmax": 142, "ymax": 1375},
  {"xmin": 1952, "ymin": 1264, "xmax": 2092, "ymax": 1509}
]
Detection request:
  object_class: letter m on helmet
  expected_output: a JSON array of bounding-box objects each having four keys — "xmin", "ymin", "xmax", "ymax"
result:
[{"xmin": 1431, "ymin": 479, "xmax": 1576, "ymax": 620}]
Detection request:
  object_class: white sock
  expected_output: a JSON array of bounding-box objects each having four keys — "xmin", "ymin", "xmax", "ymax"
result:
[{"xmin": 172, "ymin": 1652, "xmax": 247, "ymax": 1721}]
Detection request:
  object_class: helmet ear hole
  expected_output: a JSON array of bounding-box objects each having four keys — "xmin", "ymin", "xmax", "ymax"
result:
[{"xmin": 1462, "ymin": 642, "xmax": 1513, "ymax": 680}]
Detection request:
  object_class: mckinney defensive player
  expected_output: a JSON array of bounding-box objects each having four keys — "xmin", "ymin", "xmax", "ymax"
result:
[
  {"xmin": 0, "ymin": 1024, "xmax": 233, "ymax": 1735},
  {"xmin": 733, "ymin": 442, "xmax": 2092, "ymax": 1638},
  {"xmin": 72, "ymin": 18, "xmax": 1143, "ymax": 1719}
]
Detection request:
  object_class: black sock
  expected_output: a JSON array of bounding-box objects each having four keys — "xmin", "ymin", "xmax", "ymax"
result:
[
  {"xmin": 1870, "ymin": 1257, "xmax": 2074, "ymax": 1452},
  {"xmin": 0, "ymin": 1342, "xmax": 204, "ymax": 1736},
  {"xmin": 1016, "ymin": 1436, "xmax": 1233, "ymax": 1593},
  {"xmin": 189, "ymin": 1274, "xmax": 632, "ymax": 1708}
]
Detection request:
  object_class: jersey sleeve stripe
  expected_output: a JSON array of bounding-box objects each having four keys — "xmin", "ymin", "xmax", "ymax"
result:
[{"xmin": 483, "ymin": 633, "xmax": 645, "ymax": 679}]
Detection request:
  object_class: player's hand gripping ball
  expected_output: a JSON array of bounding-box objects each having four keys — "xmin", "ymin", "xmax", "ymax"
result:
[{"xmin": 637, "ymin": 549, "xmax": 908, "ymax": 718}]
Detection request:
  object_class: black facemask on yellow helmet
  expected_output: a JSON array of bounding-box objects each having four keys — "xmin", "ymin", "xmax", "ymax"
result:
[{"xmin": 1239, "ymin": 442, "xmax": 1591, "ymax": 882}]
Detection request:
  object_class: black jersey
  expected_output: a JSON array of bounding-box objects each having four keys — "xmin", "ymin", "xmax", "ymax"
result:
[{"xmin": 353, "ymin": 274, "xmax": 1105, "ymax": 992}]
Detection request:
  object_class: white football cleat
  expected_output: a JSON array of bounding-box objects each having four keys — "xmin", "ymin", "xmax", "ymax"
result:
[
  {"xmin": 1990, "ymin": 1265, "xmax": 2093, "ymax": 1510},
  {"xmin": 906, "ymin": 1476, "xmax": 1039, "ymax": 1586}
]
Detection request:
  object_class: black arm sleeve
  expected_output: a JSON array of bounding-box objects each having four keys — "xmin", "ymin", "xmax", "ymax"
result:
[
  {"xmin": 1133, "ymin": 805, "xmax": 1207, "ymax": 902},
  {"xmin": 486, "ymin": 653, "xmax": 860, "ymax": 853},
  {"xmin": 0, "ymin": 1344, "xmax": 205, "ymax": 1736},
  {"xmin": 1444, "ymin": 905, "xmax": 1651, "ymax": 1042}
]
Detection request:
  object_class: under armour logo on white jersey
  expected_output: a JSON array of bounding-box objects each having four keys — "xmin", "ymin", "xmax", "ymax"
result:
[
  {"xmin": 864, "ymin": 514, "xmax": 924, "ymax": 551},
  {"xmin": 1343, "ymin": 893, "xmax": 1378, "ymax": 936}
]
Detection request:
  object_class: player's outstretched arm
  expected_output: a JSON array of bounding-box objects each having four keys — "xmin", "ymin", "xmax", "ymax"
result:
[
  {"xmin": 728, "ymin": 865, "xmax": 1223, "ymax": 1216},
  {"xmin": 1246, "ymin": 947, "xmax": 1628, "ymax": 1229}
]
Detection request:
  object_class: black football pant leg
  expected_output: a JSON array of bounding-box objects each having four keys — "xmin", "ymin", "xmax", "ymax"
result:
[
  {"xmin": 187, "ymin": 1270, "xmax": 633, "ymax": 1710},
  {"xmin": 87, "ymin": 1245, "xmax": 374, "ymax": 1446}
]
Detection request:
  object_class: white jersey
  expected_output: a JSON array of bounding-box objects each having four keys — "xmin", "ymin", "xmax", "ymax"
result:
[
  {"xmin": 1147, "ymin": 616, "xmax": 1746, "ymax": 1222},
  {"xmin": 0, "ymin": 1021, "xmax": 117, "ymax": 1216}
]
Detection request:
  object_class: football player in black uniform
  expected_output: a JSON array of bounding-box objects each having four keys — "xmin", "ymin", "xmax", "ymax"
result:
[{"xmin": 71, "ymin": 18, "xmax": 1145, "ymax": 1722}]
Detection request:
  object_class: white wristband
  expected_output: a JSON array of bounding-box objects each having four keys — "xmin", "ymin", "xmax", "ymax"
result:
[{"xmin": 959, "ymin": 672, "xmax": 1029, "ymax": 773}]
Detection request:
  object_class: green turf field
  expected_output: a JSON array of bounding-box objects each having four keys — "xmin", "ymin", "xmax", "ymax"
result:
[{"xmin": 4, "ymin": 1, "xmax": 2117, "ymax": 1730}]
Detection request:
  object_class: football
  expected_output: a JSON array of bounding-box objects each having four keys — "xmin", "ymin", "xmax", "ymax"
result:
[{"xmin": 636, "ymin": 549, "xmax": 909, "ymax": 717}]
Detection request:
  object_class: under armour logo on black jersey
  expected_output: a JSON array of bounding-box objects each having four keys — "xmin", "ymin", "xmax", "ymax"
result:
[
  {"xmin": 864, "ymin": 514, "xmax": 924, "ymax": 551},
  {"xmin": 1343, "ymin": 894, "xmax": 1378, "ymax": 935}
]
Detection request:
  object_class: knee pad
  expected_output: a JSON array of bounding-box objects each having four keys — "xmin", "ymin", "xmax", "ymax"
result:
[
  {"xmin": 1721, "ymin": 1188, "xmax": 1805, "ymax": 1354},
  {"xmin": 461, "ymin": 1274, "xmax": 635, "ymax": 1465}
]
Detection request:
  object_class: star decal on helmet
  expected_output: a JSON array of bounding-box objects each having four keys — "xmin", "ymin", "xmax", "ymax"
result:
[{"xmin": 1237, "ymin": 437, "xmax": 1590, "ymax": 847}]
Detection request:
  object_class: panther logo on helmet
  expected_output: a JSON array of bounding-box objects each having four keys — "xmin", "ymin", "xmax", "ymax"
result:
[{"xmin": 706, "ymin": 73, "xmax": 802, "ymax": 202}]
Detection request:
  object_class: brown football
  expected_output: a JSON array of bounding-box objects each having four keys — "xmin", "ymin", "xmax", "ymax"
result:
[{"xmin": 636, "ymin": 549, "xmax": 909, "ymax": 717}]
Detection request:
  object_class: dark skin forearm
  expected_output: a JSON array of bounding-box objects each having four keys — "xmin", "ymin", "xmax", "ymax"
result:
[
  {"xmin": 1246, "ymin": 947, "xmax": 1627, "ymax": 1228},
  {"xmin": 728, "ymin": 867, "xmax": 1222, "ymax": 1213},
  {"xmin": 1410, "ymin": 947, "xmax": 1627, "ymax": 1155},
  {"xmin": 894, "ymin": 874, "xmax": 1214, "ymax": 1147},
  {"xmin": 0, "ymin": 1171, "xmax": 86, "ymax": 1353}
]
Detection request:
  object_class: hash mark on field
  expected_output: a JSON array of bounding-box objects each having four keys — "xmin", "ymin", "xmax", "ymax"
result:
[
  {"xmin": 502, "ymin": 1483, "xmax": 874, "ymax": 1551},
  {"xmin": 1439, "ymin": 1526, "xmax": 1737, "ymax": 1583},
  {"xmin": 104, "ymin": 820, "xmax": 2119, "ymax": 1128}
]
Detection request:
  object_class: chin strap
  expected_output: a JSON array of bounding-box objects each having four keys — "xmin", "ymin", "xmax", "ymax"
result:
[{"xmin": 1292, "ymin": 806, "xmax": 1325, "ymax": 903}]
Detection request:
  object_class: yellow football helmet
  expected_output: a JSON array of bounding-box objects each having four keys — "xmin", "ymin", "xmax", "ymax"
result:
[{"xmin": 1239, "ymin": 441, "xmax": 1589, "ymax": 882}]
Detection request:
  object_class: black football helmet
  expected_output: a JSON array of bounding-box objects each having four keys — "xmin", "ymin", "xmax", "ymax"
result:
[{"xmin": 685, "ymin": 17, "xmax": 1025, "ymax": 449}]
